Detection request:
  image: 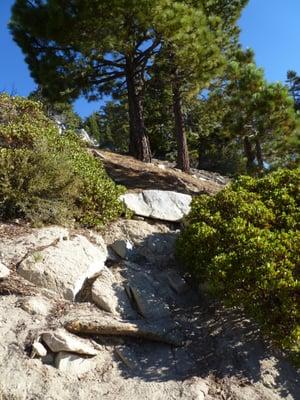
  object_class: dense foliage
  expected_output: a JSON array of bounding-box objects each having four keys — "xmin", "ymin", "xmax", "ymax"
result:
[
  {"xmin": 177, "ymin": 169, "xmax": 300, "ymax": 359},
  {"xmin": 10, "ymin": 0, "xmax": 248, "ymax": 168},
  {"xmin": 0, "ymin": 94, "xmax": 124, "ymax": 227}
]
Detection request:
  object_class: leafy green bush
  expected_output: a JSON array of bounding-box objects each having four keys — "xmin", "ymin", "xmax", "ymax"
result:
[
  {"xmin": 0, "ymin": 94, "xmax": 124, "ymax": 227},
  {"xmin": 177, "ymin": 168, "xmax": 300, "ymax": 359}
]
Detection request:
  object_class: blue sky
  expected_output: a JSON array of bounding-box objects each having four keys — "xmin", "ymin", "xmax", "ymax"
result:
[{"xmin": 1, "ymin": 0, "xmax": 300, "ymax": 117}]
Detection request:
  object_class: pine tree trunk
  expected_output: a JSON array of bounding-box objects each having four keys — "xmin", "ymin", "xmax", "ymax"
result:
[
  {"xmin": 255, "ymin": 137, "xmax": 264, "ymax": 170},
  {"xmin": 125, "ymin": 57, "xmax": 151, "ymax": 162},
  {"xmin": 172, "ymin": 74, "xmax": 190, "ymax": 173},
  {"xmin": 244, "ymin": 136, "xmax": 256, "ymax": 172}
]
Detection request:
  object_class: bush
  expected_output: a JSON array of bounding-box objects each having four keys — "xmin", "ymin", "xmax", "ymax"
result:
[
  {"xmin": 0, "ymin": 94, "xmax": 124, "ymax": 227},
  {"xmin": 177, "ymin": 168, "xmax": 300, "ymax": 359}
]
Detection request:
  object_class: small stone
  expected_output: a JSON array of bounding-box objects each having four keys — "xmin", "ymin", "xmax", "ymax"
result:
[
  {"xmin": 42, "ymin": 329, "xmax": 97, "ymax": 356},
  {"xmin": 132, "ymin": 216, "xmax": 145, "ymax": 221},
  {"xmin": 32, "ymin": 341, "xmax": 47, "ymax": 357},
  {"xmin": 167, "ymin": 271, "xmax": 189, "ymax": 294},
  {"xmin": 91, "ymin": 267, "xmax": 118, "ymax": 314},
  {"xmin": 20, "ymin": 296, "xmax": 52, "ymax": 316},
  {"xmin": 92, "ymin": 268, "xmax": 136, "ymax": 318},
  {"xmin": 0, "ymin": 262, "xmax": 10, "ymax": 279},
  {"xmin": 111, "ymin": 240, "xmax": 133, "ymax": 259},
  {"xmin": 55, "ymin": 352, "xmax": 96, "ymax": 374}
]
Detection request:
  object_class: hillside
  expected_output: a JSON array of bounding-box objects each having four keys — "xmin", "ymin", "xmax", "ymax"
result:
[
  {"xmin": 0, "ymin": 151, "xmax": 299, "ymax": 399},
  {"xmin": 91, "ymin": 149, "xmax": 228, "ymax": 195}
]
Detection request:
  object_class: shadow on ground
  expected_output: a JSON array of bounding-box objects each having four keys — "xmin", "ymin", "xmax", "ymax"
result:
[
  {"xmin": 103, "ymin": 231, "xmax": 300, "ymax": 398},
  {"xmin": 103, "ymin": 158, "xmax": 200, "ymax": 194}
]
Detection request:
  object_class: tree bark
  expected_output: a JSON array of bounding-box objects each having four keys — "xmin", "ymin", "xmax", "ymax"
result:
[
  {"xmin": 244, "ymin": 136, "xmax": 256, "ymax": 173},
  {"xmin": 255, "ymin": 137, "xmax": 264, "ymax": 170},
  {"xmin": 125, "ymin": 57, "xmax": 151, "ymax": 162},
  {"xmin": 172, "ymin": 73, "xmax": 190, "ymax": 173}
]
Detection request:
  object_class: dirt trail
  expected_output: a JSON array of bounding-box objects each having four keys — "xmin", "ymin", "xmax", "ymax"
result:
[{"xmin": 92, "ymin": 149, "xmax": 226, "ymax": 195}]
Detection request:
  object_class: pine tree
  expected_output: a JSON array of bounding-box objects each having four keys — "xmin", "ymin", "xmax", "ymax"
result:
[
  {"xmin": 222, "ymin": 51, "xmax": 297, "ymax": 172},
  {"xmin": 29, "ymin": 88, "xmax": 82, "ymax": 130},
  {"xmin": 84, "ymin": 113, "xmax": 101, "ymax": 144},
  {"xmin": 286, "ymin": 70, "xmax": 300, "ymax": 111},
  {"xmin": 10, "ymin": 0, "xmax": 168, "ymax": 162},
  {"xmin": 152, "ymin": 0, "xmax": 248, "ymax": 172}
]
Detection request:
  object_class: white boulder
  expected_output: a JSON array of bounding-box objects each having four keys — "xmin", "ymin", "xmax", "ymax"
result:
[
  {"xmin": 18, "ymin": 234, "xmax": 107, "ymax": 300},
  {"xmin": 120, "ymin": 190, "xmax": 192, "ymax": 222}
]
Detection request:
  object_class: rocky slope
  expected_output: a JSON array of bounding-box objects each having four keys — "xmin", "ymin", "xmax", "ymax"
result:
[{"xmin": 0, "ymin": 167, "xmax": 299, "ymax": 400}]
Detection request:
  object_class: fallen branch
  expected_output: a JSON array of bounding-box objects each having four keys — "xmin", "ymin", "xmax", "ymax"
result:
[{"xmin": 65, "ymin": 314, "xmax": 182, "ymax": 346}]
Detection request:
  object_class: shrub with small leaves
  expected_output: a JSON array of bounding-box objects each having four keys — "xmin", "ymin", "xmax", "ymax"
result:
[
  {"xmin": 177, "ymin": 168, "xmax": 300, "ymax": 361},
  {"xmin": 0, "ymin": 94, "xmax": 124, "ymax": 227}
]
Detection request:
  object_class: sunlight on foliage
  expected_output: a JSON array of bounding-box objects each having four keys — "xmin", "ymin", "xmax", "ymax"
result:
[
  {"xmin": 0, "ymin": 94, "xmax": 125, "ymax": 227},
  {"xmin": 177, "ymin": 168, "xmax": 300, "ymax": 362}
]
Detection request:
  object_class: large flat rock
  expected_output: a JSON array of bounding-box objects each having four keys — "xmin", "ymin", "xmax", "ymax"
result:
[
  {"xmin": 18, "ymin": 235, "xmax": 107, "ymax": 300},
  {"xmin": 120, "ymin": 190, "xmax": 192, "ymax": 222}
]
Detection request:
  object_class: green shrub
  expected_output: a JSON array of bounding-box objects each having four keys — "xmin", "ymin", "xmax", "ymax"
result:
[
  {"xmin": 177, "ymin": 168, "xmax": 300, "ymax": 360},
  {"xmin": 0, "ymin": 94, "xmax": 124, "ymax": 227}
]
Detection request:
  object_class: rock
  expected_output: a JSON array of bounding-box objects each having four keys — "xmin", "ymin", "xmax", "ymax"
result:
[
  {"xmin": 92, "ymin": 267, "xmax": 136, "ymax": 318},
  {"xmin": 77, "ymin": 128, "xmax": 98, "ymax": 146},
  {"xmin": 167, "ymin": 271, "xmax": 189, "ymax": 294},
  {"xmin": 18, "ymin": 234, "xmax": 107, "ymax": 300},
  {"xmin": 20, "ymin": 296, "xmax": 52, "ymax": 316},
  {"xmin": 129, "ymin": 278, "xmax": 170, "ymax": 320},
  {"xmin": 0, "ymin": 226, "xmax": 69, "ymax": 267},
  {"xmin": 111, "ymin": 240, "xmax": 133, "ymax": 259},
  {"xmin": 139, "ymin": 232, "xmax": 178, "ymax": 265},
  {"xmin": 182, "ymin": 378, "xmax": 209, "ymax": 400},
  {"xmin": 0, "ymin": 262, "xmax": 10, "ymax": 279},
  {"xmin": 120, "ymin": 190, "xmax": 192, "ymax": 222},
  {"xmin": 42, "ymin": 329, "xmax": 97, "ymax": 356},
  {"xmin": 91, "ymin": 267, "xmax": 118, "ymax": 314},
  {"xmin": 103, "ymin": 219, "xmax": 179, "ymax": 265},
  {"xmin": 32, "ymin": 341, "xmax": 47, "ymax": 357},
  {"xmin": 104, "ymin": 219, "xmax": 171, "ymax": 246},
  {"xmin": 55, "ymin": 352, "xmax": 96, "ymax": 374},
  {"xmin": 52, "ymin": 114, "xmax": 66, "ymax": 134},
  {"xmin": 120, "ymin": 265, "xmax": 171, "ymax": 320}
]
